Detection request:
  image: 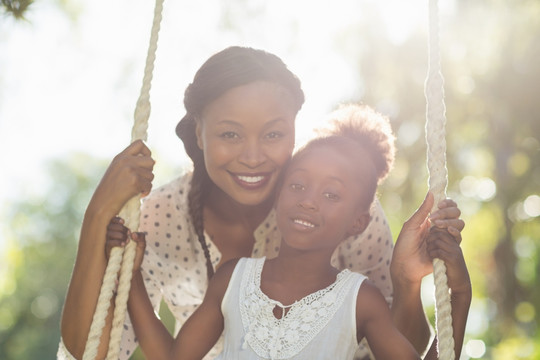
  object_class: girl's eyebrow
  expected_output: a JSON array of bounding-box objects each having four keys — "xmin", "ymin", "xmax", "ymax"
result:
[{"xmin": 287, "ymin": 167, "xmax": 346, "ymax": 186}]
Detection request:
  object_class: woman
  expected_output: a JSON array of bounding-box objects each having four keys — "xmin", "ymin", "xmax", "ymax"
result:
[{"xmin": 59, "ymin": 46, "xmax": 464, "ymax": 359}]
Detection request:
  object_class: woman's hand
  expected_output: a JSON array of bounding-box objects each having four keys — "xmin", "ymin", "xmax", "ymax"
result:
[
  {"xmin": 429, "ymin": 198, "xmax": 465, "ymax": 245},
  {"xmin": 426, "ymin": 228, "xmax": 471, "ymax": 297},
  {"xmin": 89, "ymin": 140, "xmax": 155, "ymax": 217},
  {"xmin": 391, "ymin": 192, "xmax": 465, "ymax": 286}
]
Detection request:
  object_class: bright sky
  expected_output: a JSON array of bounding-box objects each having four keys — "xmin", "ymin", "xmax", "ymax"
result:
[
  {"xmin": 0, "ymin": 0, "xmax": 439, "ymax": 257},
  {"xmin": 0, "ymin": 0, "xmax": 439, "ymax": 243}
]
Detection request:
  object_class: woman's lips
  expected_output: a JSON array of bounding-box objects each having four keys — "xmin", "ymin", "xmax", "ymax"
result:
[{"xmin": 231, "ymin": 172, "xmax": 272, "ymax": 190}]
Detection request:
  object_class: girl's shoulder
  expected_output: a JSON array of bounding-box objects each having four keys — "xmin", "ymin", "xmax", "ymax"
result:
[
  {"xmin": 206, "ymin": 258, "xmax": 244, "ymax": 301},
  {"xmin": 355, "ymin": 278, "xmax": 390, "ymax": 324}
]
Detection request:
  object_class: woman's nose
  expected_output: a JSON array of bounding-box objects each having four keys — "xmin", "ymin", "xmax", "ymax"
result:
[{"xmin": 238, "ymin": 139, "xmax": 266, "ymax": 168}]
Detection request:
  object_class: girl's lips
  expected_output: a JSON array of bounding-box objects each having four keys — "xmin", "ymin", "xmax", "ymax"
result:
[
  {"xmin": 230, "ymin": 172, "xmax": 272, "ymax": 190},
  {"xmin": 290, "ymin": 215, "xmax": 318, "ymax": 231},
  {"xmin": 293, "ymin": 218, "xmax": 316, "ymax": 228}
]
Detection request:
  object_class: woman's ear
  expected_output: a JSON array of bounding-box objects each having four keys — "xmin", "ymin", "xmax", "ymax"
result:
[
  {"xmin": 347, "ymin": 212, "xmax": 370, "ymax": 237},
  {"xmin": 195, "ymin": 121, "xmax": 204, "ymax": 150}
]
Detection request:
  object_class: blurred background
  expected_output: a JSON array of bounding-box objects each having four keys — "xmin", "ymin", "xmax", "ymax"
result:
[{"xmin": 1, "ymin": 0, "xmax": 538, "ymax": 359}]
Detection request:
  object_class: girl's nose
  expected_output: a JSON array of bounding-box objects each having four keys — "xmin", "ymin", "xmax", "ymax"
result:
[{"xmin": 297, "ymin": 195, "xmax": 318, "ymax": 211}]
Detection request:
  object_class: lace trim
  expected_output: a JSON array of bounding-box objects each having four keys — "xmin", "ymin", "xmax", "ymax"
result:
[
  {"xmin": 57, "ymin": 339, "xmax": 77, "ymax": 360},
  {"xmin": 239, "ymin": 257, "xmax": 356, "ymax": 359}
]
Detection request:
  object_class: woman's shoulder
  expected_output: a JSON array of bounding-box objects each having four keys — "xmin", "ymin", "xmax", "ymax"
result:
[{"xmin": 142, "ymin": 173, "xmax": 192, "ymax": 208}]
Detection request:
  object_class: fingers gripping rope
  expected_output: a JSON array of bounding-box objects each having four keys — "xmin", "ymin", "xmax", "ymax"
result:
[
  {"xmin": 425, "ymin": 1, "xmax": 455, "ymax": 359},
  {"xmin": 82, "ymin": 1, "xmax": 164, "ymax": 359}
]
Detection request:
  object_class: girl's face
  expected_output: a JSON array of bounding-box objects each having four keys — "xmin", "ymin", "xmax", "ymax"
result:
[
  {"xmin": 276, "ymin": 144, "xmax": 375, "ymax": 253},
  {"xmin": 196, "ymin": 81, "xmax": 297, "ymax": 206}
]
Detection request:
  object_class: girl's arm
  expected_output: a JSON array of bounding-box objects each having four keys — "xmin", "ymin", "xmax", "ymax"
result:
[
  {"xmin": 60, "ymin": 140, "xmax": 154, "ymax": 359},
  {"xmin": 127, "ymin": 270, "xmax": 174, "ymax": 360},
  {"xmin": 170, "ymin": 260, "xmax": 238, "ymax": 360},
  {"xmin": 128, "ymin": 250, "xmax": 238, "ymax": 360},
  {"xmin": 356, "ymin": 281, "xmax": 421, "ymax": 360},
  {"xmin": 365, "ymin": 193, "xmax": 469, "ymax": 359},
  {"xmin": 357, "ymin": 245, "xmax": 471, "ymax": 360}
]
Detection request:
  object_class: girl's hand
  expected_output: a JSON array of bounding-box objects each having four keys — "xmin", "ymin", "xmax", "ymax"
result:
[
  {"xmin": 426, "ymin": 228, "xmax": 471, "ymax": 297},
  {"xmin": 105, "ymin": 216, "xmax": 146, "ymax": 272},
  {"xmin": 90, "ymin": 140, "xmax": 155, "ymax": 216}
]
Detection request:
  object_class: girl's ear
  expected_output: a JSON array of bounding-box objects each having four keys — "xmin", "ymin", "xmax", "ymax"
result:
[
  {"xmin": 195, "ymin": 121, "xmax": 204, "ymax": 150},
  {"xmin": 347, "ymin": 212, "xmax": 370, "ymax": 237}
]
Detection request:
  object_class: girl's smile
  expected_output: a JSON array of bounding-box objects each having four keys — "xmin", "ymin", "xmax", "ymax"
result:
[{"xmin": 276, "ymin": 142, "xmax": 375, "ymax": 252}]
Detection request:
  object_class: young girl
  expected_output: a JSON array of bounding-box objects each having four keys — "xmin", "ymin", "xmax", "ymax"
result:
[
  {"xmin": 59, "ymin": 47, "xmax": 465, "ymax": 359},
  {"xmin": 121, "ymin": 104, "xmax": 471, "ymax": 359}
]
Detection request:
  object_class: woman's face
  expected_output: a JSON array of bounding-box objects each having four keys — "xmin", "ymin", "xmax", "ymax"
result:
[{"xmin": 196, "ymin": 81, "xmax": 297, "ymax": 206}]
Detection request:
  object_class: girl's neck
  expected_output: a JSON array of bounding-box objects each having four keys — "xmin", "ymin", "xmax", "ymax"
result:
[
  {"xmin": 262, "ymin": 250, "xmax": 340, "ymax": 306},
  {"xmin": 272, "ymin": 250, "xmax": 338, "ymax": 280}
]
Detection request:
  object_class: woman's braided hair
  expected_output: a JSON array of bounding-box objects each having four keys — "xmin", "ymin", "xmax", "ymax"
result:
[{"xmin": 176, "ymin": 46, "xmax": 304, "ymax": 279}]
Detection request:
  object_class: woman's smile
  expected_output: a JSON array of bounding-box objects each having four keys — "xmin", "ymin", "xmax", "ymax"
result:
[
  {"xmin": 197, "ymin": 81, "xmax": 297, "ymax": 206},
  {"xmin": 230, "ymin": 171, "xmax": 272, "ymax": 190}
]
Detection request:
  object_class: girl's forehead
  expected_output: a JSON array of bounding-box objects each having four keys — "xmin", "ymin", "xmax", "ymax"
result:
[
  {"xmin": 288, "ymin": 146, "xmax": 351, "ymax": 174},
  {"xmin": 287, "ymin": 142, "xmax": 374, "ymax": 182}
]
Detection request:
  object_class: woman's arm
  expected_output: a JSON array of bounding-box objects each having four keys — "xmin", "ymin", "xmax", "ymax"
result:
[
  {"xmin": 423, "ymin": 228, "xmax": 472, "ymax": 360},
  {"xmin": 60, "ymin": 140, "xmax": 154, "ymax": 359}
]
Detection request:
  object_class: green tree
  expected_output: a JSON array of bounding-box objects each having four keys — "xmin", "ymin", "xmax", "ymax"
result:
[
  {"xmin": 0, "ymin": 154, "xmax": 107, "ymax": 359},
  {"xmin": 336, "ymin": 1, "xmax": 540, "ymax": 358}
]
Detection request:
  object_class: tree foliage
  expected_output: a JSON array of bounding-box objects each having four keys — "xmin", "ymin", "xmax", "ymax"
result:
[
  {"xmin": 343, "ymin": 1, "xmax": 540, "ymax": 358},
  {"xmin": 0, "ymin": 154, "xmax": 107, "ymax": 359},
  {"xmin": 0, "ymin": 1, "xmax": 539, "ymax": 359},
  {"xmin": 1, "ymin": 0, "xmax": 33, "ymax": 19}
]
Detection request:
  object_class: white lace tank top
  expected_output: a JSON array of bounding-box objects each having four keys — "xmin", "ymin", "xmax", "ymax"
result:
[{"xmin": 216, "ymin": 257, "xmax": 366, "ymax": 360}]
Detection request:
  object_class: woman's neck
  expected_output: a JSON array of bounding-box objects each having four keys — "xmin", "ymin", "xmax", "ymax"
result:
[{"xmin": 205, "ymin": 183, "xmax": 275, "ymax": 231}]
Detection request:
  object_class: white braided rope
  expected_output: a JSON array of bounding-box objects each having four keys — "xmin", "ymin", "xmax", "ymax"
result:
[
  {"xmin": 82, "ymin": 1, "xmax": 164, "ymax": 359},
  {"xmin": 425, "ymin": 1, "xmax": 454, "ymax": 359},
  {"xmin": 82, "ymin": 248, "xmax": 123, "ymax": 360}
]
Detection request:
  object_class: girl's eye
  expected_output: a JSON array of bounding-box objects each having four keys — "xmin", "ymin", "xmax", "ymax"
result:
[
  {"xmin": 290, "ymin": 183, "xmax": 304, "ymax": 191},
  {"xmin": 324, "ymin": 192, "xmax": 340, "ymax": 201}
]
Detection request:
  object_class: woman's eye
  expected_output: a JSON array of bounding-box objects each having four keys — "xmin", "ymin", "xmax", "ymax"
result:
[
  {"xmin": 290, "ymin": 183, "xmax": 304, "ymax": 191},
  {"xmin": 265, "ymin": 131, "xmax": 284, "ymax": 140},
  {"xmin": 324, "ymin": 192, "xmax": 340, "ymax": 201},
  {"xmin": 220, "ymin": 131, "xmax": 239, "ymax": 139}
]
